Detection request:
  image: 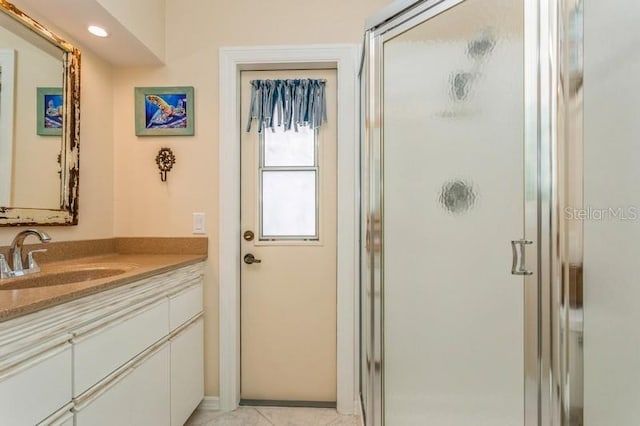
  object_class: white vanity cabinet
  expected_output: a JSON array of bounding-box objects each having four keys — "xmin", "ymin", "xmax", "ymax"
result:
[
  {"xmin": 0, "ymin": 262, "xmax": 204, "ymax": 426},
  {"xmin": 74, "ymin": 343, "xmax": 171, "ymax": 426},
  {"xmin": 170, "ymin": 317, "xmax": 204, "ymax": 426},
  {"xmin": 72, "ymin": 298, "xmax": 170, "ymax": 397},
  {"xmin": 0, "ymin": 343, "xmax": 72, "ymax": 425}
]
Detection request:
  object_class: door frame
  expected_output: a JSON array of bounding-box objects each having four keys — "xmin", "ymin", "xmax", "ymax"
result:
[{"xmin": 219, "ymin": 44, "xmax": 361, "ymax": 414}]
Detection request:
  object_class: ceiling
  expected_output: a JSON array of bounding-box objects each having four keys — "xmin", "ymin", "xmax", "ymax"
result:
[{"xmin": 11, "ymin": 0, "xmax": 164, "ymax": 66}]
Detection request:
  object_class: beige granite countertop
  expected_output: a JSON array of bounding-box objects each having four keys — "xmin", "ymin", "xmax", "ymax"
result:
[{"xmin": 0, "ymin": 238, "xmax": 207, "ymax": 322}]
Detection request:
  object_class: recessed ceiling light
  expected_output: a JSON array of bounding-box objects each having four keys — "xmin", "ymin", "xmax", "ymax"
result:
[{"xmin": 88, "ymin": 25, "xmax": 108, "ymax": 38}]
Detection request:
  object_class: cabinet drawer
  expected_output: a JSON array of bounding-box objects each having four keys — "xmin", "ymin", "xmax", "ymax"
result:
[
  {"xmin": 73, "ymin": 300, "xmax": 169, "ymax": 397},
  {"xmin": 169, "ymin": 281, "xmax": 203, "ymax": 331},
  {"xmin": 0, "ymin": 344, "xmax": 72, "ymax": 425}
]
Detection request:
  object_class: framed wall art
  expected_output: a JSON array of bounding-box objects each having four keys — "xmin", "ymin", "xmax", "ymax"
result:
[
  {"xmin": 36, "ymin": 87, "xmax": 63, "ymax": 136},
  {"xmin": 134, "ymin": 86, "xmax": 194, "ymax": 136}
]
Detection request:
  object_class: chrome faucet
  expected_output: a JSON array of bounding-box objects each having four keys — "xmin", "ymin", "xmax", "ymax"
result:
[{"xmin": 1, "ymin": 229, "xmax": 51, "ymax": 278}]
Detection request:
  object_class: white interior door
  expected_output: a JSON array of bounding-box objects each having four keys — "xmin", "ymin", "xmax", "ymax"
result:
[
  {"xmin": 240, "ymin": 69, "xmax": 338, "ymax": 403},
  {"xmin": 380, "ymin": 0, "xmax": 526, "ymax": 424}
]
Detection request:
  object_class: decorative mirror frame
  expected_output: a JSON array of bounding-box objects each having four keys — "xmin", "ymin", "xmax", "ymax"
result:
[{"xmin": 0, "ymin": 0, "xmax": 80, "ymax": 226}]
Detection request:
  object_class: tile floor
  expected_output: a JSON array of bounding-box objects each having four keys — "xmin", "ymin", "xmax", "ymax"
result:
[{"xmin": 185, "ymin": 406, "xmax": 362, "ymax": 426}]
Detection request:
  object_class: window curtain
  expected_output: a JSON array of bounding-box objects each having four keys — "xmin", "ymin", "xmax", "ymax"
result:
[{"xmin": 245, "ymin": 79, "xmax": 327, "ymax": 133}]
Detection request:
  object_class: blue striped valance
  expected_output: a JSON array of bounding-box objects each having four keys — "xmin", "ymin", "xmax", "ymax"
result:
[{"xmin": 246, "ymin": 79, "xmax": 327, "ymax": 133}]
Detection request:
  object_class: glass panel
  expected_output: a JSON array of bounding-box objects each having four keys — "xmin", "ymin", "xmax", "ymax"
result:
[
  {"xmin": 261, "ymin": 170, "xmax": 317, "ymax": 238},
  {"xmin": 264, "ymin": 126, "xmax": 315, "ymax": 167},
  {"xmin": 583, "ymin": 2, "xmax": 640, "ymax": 425},
  {"xmin": 382, "ymin": 0, "xmax": 524, "ymax": 424},
  {"xmin": 557, "ymin": 1, "xmax": 584, "ymax": 424}
]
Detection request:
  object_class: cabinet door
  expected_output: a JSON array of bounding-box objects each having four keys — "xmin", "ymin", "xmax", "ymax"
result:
[
  {"xmin": 74, "ymin": 368, "xmax": 132, "ymax": 426},
  {"xmin": 130, "ymin": 344, "xmax": 170, "ymax": 426},
  {"xmin": 75, "ymin": 344, "xmax": 170, "ymax": 426},
  {"xmin": 0, "ymin": 343, "xmax": 72, "ymax": 425},
  {"xmin": 170, "ymin": 318, "xmax": 204, "ymax": 426}
]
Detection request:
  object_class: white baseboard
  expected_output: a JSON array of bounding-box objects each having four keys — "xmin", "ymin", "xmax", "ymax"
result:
[{"xmin": 198, "ymin": 396, "xmax": 220, "ymax": 411}]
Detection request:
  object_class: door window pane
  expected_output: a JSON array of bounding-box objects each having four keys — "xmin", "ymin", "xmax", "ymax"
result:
[
  {"xmin": 264, "ymin": 126, "xmax": 315, "ymax": 167},
  {"xmin": 261, "ymin": 170, "xmax": 317, "ymax": 238}
]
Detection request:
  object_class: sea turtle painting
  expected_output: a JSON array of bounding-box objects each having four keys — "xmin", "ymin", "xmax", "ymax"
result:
[
  {"xmin": 144, "ymin": 93, "xmax": 187, "ymax": 129},
  {"xmin": 44, "ymin": 94, "xmax": 63, "ymax": 128}
]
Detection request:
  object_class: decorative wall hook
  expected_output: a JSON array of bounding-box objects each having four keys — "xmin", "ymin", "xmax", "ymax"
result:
[{"xmin": 155, "ymin": 147, "xmax": 176, "ymax": 182}]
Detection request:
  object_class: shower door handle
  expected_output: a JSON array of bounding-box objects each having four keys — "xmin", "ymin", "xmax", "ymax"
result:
[{"xmin": 511, "ymin": 239, "xmax": 533, "ymax": 276}]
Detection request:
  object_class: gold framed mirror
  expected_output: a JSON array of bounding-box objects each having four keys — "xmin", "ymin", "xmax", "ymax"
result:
[{"xmin": 0, "ymin": 0, "xmax": 80, "ymax": 226}]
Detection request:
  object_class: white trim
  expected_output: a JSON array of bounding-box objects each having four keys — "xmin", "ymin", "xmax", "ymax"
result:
[
  {"xmin": 0, "ymin": 49, "xmax": 15, "ymax": 206},
  {"xmin": 197, "ymin": 396, "xmax": 220, "ymax": 411},
  {"xmin": 219, "ymin": 44, "xmax": 360, "ymax": 414}
]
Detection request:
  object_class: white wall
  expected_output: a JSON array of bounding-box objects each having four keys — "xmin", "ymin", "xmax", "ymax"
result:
[{"xmin": 583, "ymin": 1, "xmax": 640, "ymax": 424}]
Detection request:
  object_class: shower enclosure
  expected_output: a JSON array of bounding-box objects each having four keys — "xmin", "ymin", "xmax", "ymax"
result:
[{"xmin": 360, "ymin": 0, "xmax": 591, "ymax": 424}]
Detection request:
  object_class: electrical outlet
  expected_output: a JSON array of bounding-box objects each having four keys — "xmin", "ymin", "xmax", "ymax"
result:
[{"xmin": 192, "ymin": 212, "xmax": 206, "ymax": 234}]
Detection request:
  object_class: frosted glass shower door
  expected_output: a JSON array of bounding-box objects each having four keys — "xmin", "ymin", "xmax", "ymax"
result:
[
  {"xmin": 583, "ymin": 1, "xmax": 640, "ymax": 424},
  {"xmin": 381, "ymin": 0, "xmax": 525, "ymax": 424}
]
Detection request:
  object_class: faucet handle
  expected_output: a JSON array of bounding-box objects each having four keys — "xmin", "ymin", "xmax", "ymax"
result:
[
  {"xmin": 27, "ymin": 249, "xmax": 47, "ymax": 273},
  {"xmin": 0, "ymin": 254, "xmax": 12, "ymax": 279}
]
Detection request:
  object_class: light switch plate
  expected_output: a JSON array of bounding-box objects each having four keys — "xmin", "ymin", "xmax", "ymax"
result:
[{"xmin": 192, "ymin": 212, "xmax": 206, "ymax": 234}]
